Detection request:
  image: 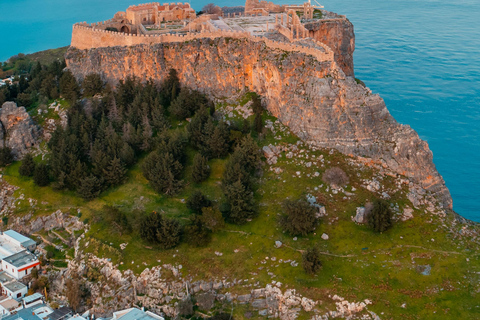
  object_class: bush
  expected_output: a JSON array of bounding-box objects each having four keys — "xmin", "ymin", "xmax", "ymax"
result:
[
  {"xmin": 19, "ymin": 153, "xmax": 35, "ymax": 176},
  {"xmin": 280, "ymin": 199, "xmax": 318, "ymax": 236},
  {"xmin": 302, "ymin": 247, "xmax": 322, "ymax": 275},
  {"xmin": 367, "ymin": 199, "xmax": 394, "ymax": 232},
  {"xmin": 0, "ymin": 147, "xmax": 13, "ymax": 167},
  {"xmin": 139, "ymin": 212, "xmax": 182, "ymax": 249},
  {"xmin": 184, "ymin": 216, "xmax": 211, "ymax": 247},
  {"xmin": 33, "ymin": 163, "xmax": 50, "ymax": 186},
  {"xmin": 322, "ymin": 167, "xmax": 349, "ymax": 187},
  {"xmin": 186, "ymin": 191, "xmax": 212, "ymax": 214},
  {"xmin": 200, "ymin": 206, "xmax": 225, "ymax": 232},
  {"xmin": 177, "ymin": 296, "xmax": 194, "ymax": 317}
]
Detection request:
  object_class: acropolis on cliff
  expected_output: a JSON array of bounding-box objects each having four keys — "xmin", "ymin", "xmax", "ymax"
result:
[{"xmin": 70, "ymin": 0, "xmax": 354, "ymax": 77}]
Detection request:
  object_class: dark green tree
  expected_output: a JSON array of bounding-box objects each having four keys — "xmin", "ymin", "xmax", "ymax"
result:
[
  {"xmin": 200, "ymin": 206, "xmax": 225, "ymax": 232},
  {"xmin": 280, "ymin": 199, "xmax": 318, "ymax": 236},
  {"xmin": 191, "ymin": 153, "xmax": 210, "ymax": 183},
  {"xmin": 103, "ymin": 157, "xmax": 127, "ymax": 186},
  {"xmin": 169, "ymin": 88, "xmax": 210, "ymax": 120},
  {"xmin": 156, "ymin": 216, "xmax": 182, "ymax": 249},
  {"xmin": 82, "ymin": 73, "xmax": 104, "ymax": 97},
  {"xmin": 224, "ymin": 179, "xmax": 256, "ymax": 224},
  {"xmin": 367, "ymin": 199, "xmax": 394, "ymax": 232},
  {"xmin": 0, "ymin": 147, "xmax": 13, "ymax": 167},
  {"xmin": 59, "ymin": 70, "xmax": 80, "ymax": 103},
  {"xmin": 302, "ymin": 247, "xmax": 322, "ymax": 275},
  {"xmin": 208, "ymin": 121, "xmax": 230, "ymax": 158},
  {"xmin": 186, "ymin": 191, "xmax": 212, "ymax": 214},
  {"xmin": 33, "ymin": 163, "xmax": 50, "ymax": 187},
  {"xmin": 184, "ymin": 215, "xmax": 211, "ymax": 247},
  {"xmin": 254, "ymin": 113, "xmax": 264, "ymax": 133},
  {"xmin": 142, "ymin": 152, "xmax": 183, "ymax": 195},
  {"xmin": 19, "ymin": 153, "xmax": 35, "ymax": 177},
  {"xmin": 77, "ymin": 175, "xmax": 104, "ymax": 200}
]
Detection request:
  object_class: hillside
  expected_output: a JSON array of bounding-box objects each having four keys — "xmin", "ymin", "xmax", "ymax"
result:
[{"xmin": 1, "ymin": 91, "xmax": 479, "ymax": 319}]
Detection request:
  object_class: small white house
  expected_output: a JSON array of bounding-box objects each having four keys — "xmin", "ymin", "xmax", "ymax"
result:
[
  {"xmin": 2, "ymin": 230, "xmax": 37, "ymax": 252},
  {"xmin": 2, "ymin": 251, "xmax": 39, "ymax": 279},
  {"xmin": 2, "ymin": 280, "xmax": 28, "ymax": 299}
]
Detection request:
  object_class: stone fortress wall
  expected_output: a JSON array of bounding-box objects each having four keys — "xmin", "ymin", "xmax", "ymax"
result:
[{"xmin": 71, "ymin": 23, "xmax": 335, "ymax": 63}]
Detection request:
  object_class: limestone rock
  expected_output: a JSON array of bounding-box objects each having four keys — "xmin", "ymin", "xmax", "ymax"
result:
[
  {"xmin": 353, "ymin": 207, "xmax": 366, "ymax": 224},
  {"xmin": 66, "ymin": 34, "xmax": 452, "ymax": 210},
  {"xmin": 0, "ymin": 102, "xmax": 41, "ymax": 159},
  {"xmin": 321, "ymin": 233, "xmax": 329, "ymax": 240}
]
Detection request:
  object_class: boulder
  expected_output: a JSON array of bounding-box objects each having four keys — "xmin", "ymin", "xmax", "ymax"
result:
[
  {"xmin": 353, "ymin": 207, "xmax": 366, "ymax": 224},
  {"xmin": 0, "ymin": 102, "xmax": 41, "ymax": 159}
]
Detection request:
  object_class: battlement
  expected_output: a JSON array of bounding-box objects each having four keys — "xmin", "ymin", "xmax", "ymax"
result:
[{"xmin": 71, "ymin": 23, "xmax": 334, "ymax": 63}]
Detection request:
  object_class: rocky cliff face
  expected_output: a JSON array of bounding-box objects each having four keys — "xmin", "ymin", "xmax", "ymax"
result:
[
  {"xmin": 66, "ymin": 37, "xmax": 452, "ymax": 208},
  {"xmin": 0, "ymin": 102, "xmax": 41, "ymax": 159},
  {"xmin": 305, "ymin": 19, "xmax": 355, "ymax": 77}
]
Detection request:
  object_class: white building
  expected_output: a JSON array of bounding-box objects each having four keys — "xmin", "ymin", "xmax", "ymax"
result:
[
  {"xmin": 0, "ymin": 298, "xmax": 22, "ymax": 316},
  {"xmin": 0, "ymin": 271, "xmax": 28, "ymax": 299},
  {"xmin": 0, "ymin": 230, "xmax": 39, "ymax": 280}
]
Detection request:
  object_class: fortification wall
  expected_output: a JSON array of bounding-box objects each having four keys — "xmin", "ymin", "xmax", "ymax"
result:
[
  {"xmin": 65, "ymin": 38, "xmax": 453, "ymax": 209},
  {"xmin": 71, "ymin": 24, "xmax": 334, "ymax": 62}
]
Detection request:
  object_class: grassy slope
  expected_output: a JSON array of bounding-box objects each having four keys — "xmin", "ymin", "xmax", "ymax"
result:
[{"xmin": 2, "ymin": 96, "xmax": 480, "ymax": 319}]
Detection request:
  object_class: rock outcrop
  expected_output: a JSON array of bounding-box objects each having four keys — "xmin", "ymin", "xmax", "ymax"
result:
[
  {"xmin": 305, "ymin": 18, "xmax": 355, "ymax": 77},
  {"xmin": 66, "ymin": 37, "xmax": 452, "ymax": 208},
  {"xmin": 0, "ymin": 102, "xmax": 41, "ymax": 159}
]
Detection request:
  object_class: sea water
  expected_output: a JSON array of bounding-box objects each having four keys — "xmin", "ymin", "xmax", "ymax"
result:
[{"xmin": 0, "ymin": 0, "xmax": 479, "ymax": 220}]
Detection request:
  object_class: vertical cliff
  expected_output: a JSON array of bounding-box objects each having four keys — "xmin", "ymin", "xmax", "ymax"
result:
[
  {"xmin": 66, "ymin": 37, "xmax": 452, "ymax": 208},
  {"xmin": 305, "ymin": 18, "xmax": 355, "ymax": 77}
]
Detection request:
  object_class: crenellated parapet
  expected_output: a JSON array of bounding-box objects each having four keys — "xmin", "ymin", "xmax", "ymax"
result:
[{"xmin": 71, "ymin": 23, "xmax": 335, "ymax": 63}]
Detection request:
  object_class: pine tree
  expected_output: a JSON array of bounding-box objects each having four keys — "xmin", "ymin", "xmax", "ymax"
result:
[
  {"xmin": 59, "ymin": 70, "xmax": 80, "ymax": 103},
  {"xmin": 142, "ymin": 152, "xmax": 183, "ymax": 195},
  {"xmin": 184, "ymin": 215, "xmax": 211, "ymax": 247},
  {"xmin": 302, "ymin": 247, "xmax": 322, "ymax": 275},
  {"xmin": 191, "ymin": 153, "xmax": 210, "ymax": 183},
  {"xmin": 224, "ymin": 179, "xmax": 256, "ymax": 224},
  {"xmin": 0, "ymin": 147, "xmax": 13, "ymax": 167},
  {"xmin": 77, "ymin": 175, "xmax": 104, "ymax": 200},
  {"xmin": 254, "ymin": 113, "xmax": 264, "ymax": 133},
  {"xmin": 103, "ymin": 157, "xmax": 127, "ymax": 186},
  {"xmin": 208, "ymin": 121, "xmax": 230, "ymax": 158},
  {"xmin": 186, "ymin": 191, "xmax": 212, "ymax": 214},
  {"xmin": 141, "ymin": 116, "xmax": 153, "ymax": 152},
  {"xmin": 19, "ymin": 153, "xmax": 35, "ymax": 177},
  {"xmin": 82, "ymin": 73, "xmax": 103, "ymax": 97},
  {"xmin": 367, "ymin": 199, "xmax": 394, "ymax": 232},
  {"xmin": 280, "ymin": 199, "xmax": 318, "ymax": 236},
  {"xmin": 33, "ymin": 163, "xmax": 50, "ymax": 187}
]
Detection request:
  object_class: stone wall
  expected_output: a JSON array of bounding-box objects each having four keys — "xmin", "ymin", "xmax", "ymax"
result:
[
  {"xmin": 66, "ymin": 38, "xmax": 452, "ymax": 208},
  {"xmin": 70, "ymin": 25, "xmax": 334, "ymax": 62}
]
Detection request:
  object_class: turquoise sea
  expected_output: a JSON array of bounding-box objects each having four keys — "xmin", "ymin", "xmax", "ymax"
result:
[{"xmin": 0, "ymin": 0, "xmax": 479, "ymax": 220}]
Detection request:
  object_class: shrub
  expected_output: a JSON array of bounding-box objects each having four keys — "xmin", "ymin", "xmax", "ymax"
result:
[
  {"xmin": 0, "ymin": 147, "xmax": 13, "ymax": 167},
  {"xmin": 19, "ymin": 153, "xmax": 35, "ymax": 176},
  {"xmin": 139, "ymin": 212, "xmax": 182, "ymax": 249},
  {"xmin": 367, "ymin": 199, "xmax": 394, "ymax": 232},
  {"xmin": 280, "ymin": 199, "xmax": 318, "ymax": 236},
  {"xmin": 186, "ymin": 191, "xmax": 212, "ymax": 214},
  {"xmin": 302, "ymin": 247, "xmax": 322, "ymax": 275},
  {"xmin": 200, "ymin": 206, "xmax": 225, "ymax": 232},
  {"xmin": 177, "ymin": 296, "xmax": 194, "ymax": 317},
  {"xmin": 322, "ymin": 167, "xmax": 349, "ymax": 187},
  {"xmin": 184, "ymin": 216, "xmax": 211, "ymax": 247}
]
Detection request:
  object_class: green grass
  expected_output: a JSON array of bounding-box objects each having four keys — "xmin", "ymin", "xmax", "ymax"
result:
[{"xmin": 3, "ymin": 93, "xmax": 480, "ymax": 319}]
